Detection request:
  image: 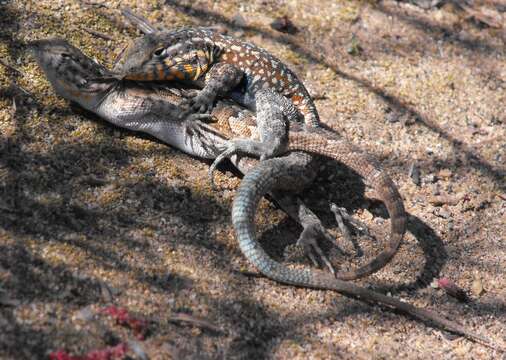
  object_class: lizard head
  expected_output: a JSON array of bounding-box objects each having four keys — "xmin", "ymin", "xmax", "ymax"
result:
[
  {"xmin": 117, "ymin": 31, "xmax": 219, "ymax": 83},
  {"xmin": 28, "ymin": 38, "xmax": 118, "ymax": 108}
]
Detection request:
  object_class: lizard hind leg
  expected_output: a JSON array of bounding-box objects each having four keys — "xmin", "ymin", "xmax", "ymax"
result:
[
  {"xmin": 182, "ymin": 62, "xmax": 244, "ymax": 114},
  {"xmin": 329, "ymin": 204, "xmax": 375, "ymax": 258},
  {"xmin": 285, "ymin": 199, "xmax": 343, "ymax": 276},
  {"xmin": 296, "ymin": 222, "xmax": 340, "ymax": 276}
]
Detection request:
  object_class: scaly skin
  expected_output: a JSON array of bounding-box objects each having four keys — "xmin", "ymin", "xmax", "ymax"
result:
[
  {"xmin": 28, "ymin": 38, "xmax": 225, "ymax": 159},
  {"xmin": 29, "ymin": 39, "xmax": 504, "ymax": 352},
  {"xmin": 208, "ymin": 95, "xmax": 406, "ymax": 280},
  {"xmin": 30, "ymin": 38, "xmax": 404, "ymax": 280},
  {"xmin": 232, "ymin": 156, "xmax": 504, "ymax": 352}
]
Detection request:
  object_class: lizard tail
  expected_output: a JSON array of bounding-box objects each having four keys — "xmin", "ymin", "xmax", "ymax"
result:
[
  {"xmin": 232, "ymin": 157, "xmax": 503, "ymax": 351},
  {"xmin": 287, "ymin": 132, "xmax": 406, "ymax": 280}
]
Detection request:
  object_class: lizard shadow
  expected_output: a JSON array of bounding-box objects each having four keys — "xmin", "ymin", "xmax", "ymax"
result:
[
  {"xmin": 0, "ymin": 115, "xmax": 290, "ymax": 360},
  {"xmin": 0, "ymin": 108, "xmax": 226, "ymax": 291},
  {"xmin": 0, "ymin": 4, "xmax": 23, "ymax": 77},
  {"xmin": 0, "ymin": 117, "xmax": 232, "ymax": 357}
]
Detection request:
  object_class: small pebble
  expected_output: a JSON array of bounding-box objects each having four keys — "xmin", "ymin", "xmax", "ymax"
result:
[
  {"xmin": 270, "ymin": 16, "xmax": 299, "ymax": 34},
  {"xmin": 471, "ymin": 277, "xmax": 485, "ymax": 297},
  {"xmin": 74, "ymin": 306, "xmax": 94, "ymax": 322}
]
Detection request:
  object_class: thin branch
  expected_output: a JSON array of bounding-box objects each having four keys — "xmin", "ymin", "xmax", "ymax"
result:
[
  {"xmin": 82, "ymin": 27, "xmax": 114, "ymax": 41},
  {"xmin": 168, "ymin": 313, "xmax": 222, "ymax": 333},
  {"xmin": 79, "ymin": 0, "xmax": 108, "ymax": 9}
]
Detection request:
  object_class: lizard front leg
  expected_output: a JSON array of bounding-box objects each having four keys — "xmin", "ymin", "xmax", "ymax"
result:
[
  {"xmin": 208, "ymin": 88, "xmax": 297, "ymax": 182},
  {"xmin": 184, "ymin": 62, "xmax": 244, "ymax": 113}
]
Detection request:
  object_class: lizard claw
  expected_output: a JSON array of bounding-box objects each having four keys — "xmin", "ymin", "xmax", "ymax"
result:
[
  {"xmin": 183, "ymin": 119, "xmax": 222, "ymax": 155},
  {"xmin": 295, "ymin": 203, "xmax": 375, "ymax": 273},
  {"xmin": 208, "ymin": 138, "xmax": 268, "ymax": 189},
  {"xmin": 331, "ymin": 204, "xmax": 373, "ymax": 238},
  {"xmin": 330, "ymin": 203, "xmax": 374, "ymax": 257},
  {"xmin": 296, "ymin": 222, "xmax": 342, "ymax": 276},
  {"xmin": 208, "ymin": 143, "xmax": 240, "ymax": 190},
  {"xmin": 181, "ymin": 91, "xmax": 215, "ymax": 114}
]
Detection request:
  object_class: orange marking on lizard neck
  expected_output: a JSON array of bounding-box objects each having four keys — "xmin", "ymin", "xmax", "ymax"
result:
[
  {"xmin": 156, "ymin": 63, "xmax": 166, "ymax": 79},
  {"xmin": 124, "ymin": 72, "xmax": 154, "ymax": 81},
  {"xmin": 170, "ymin": 69, "xmax": 185, "ymax": 81}
]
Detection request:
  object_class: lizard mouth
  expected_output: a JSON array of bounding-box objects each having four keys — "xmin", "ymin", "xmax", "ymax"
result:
[{"xmin": 121, "ymin": 68, "xmax": 186, "ymax": 82}]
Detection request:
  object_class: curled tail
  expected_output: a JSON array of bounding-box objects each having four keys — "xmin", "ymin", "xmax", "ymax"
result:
[
  {"xmin": 232, "ymin": 157, "xmax": 503, "ymax": 351},
  {"xmin": 287, "ymin": 132, "xmax": 406, "ymax": 280}
]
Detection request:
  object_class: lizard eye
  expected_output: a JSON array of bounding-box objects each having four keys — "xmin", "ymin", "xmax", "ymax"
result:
[
  {"xmin": 153, "ymin": 47, "xmax": 165, "ymax": 57},
  {"xmin": 61, "ymin": 53, "xmax": 70, "ymax": 58}
]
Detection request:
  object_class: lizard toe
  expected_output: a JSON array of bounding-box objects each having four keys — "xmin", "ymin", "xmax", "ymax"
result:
[
  {"xmin": 330, "ymin": 203, "xmax": 375, "ymax": 258},
  {"xmin": 189, "ymin": 93, "xmax": 215, "ymax": 114},
  {"xmin": 208, "ymin": 143, "xmax": 241, "ymax": 190},
  {"xmin": 296, "ymin": 222, "xmax": 343, "ymax": 276}
]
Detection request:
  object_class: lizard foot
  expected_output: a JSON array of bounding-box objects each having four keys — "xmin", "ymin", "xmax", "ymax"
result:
[
  {"xmin": 296, "ymin": 222, "xmax": 343, "ymax": 276},
  {"xmin": 181, "ymin": 90, "xmax": 215, "ymax": 113},
  {"xmin": 208, "ymin": 139, "xmax": 270, "ymax": 189},
  {"xmin": 208, "ymin": 143, "xmax": 239, "ymax": 190},
  {"xmin": 330, "ymin": 203, "xmax": 374, "ymax": 257},
  {"xmin": 183, "ymin": 119, "xmax": 223, "ymax": 155}
]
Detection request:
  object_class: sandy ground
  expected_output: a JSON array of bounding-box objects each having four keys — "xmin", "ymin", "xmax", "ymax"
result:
[{"xmin": 0, "ymin": 0, "xmax": 505, "ymax": 359}]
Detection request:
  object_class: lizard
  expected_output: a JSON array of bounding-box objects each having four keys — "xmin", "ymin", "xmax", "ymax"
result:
[
  {"xmin": 107, "ymin": 9, "xmax": 406, "ymax": 280},
  {"xmin": 28, "ymin": 39, "xmax": 504, "ymax": 352},
  {"xmin": 30, "ymin": 36, "xmax": 406, "ymax": 281},
  {"xmin": 25, "ymin": 38, "xmax": 349, "ymax": 275}
]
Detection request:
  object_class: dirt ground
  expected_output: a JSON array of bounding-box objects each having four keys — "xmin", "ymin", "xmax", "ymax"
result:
[{"xmin": 0, "ymin": 0, "xmax": 505, "ymax": 359}]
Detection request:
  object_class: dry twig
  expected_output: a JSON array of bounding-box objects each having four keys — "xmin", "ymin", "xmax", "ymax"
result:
[
  {"xmin": 168, "ymin": 313, "xmax": 222, "ymax": 333},
  {"xmin": 82, "ymin": 27, "xmax": 114, "ymax": 41}
]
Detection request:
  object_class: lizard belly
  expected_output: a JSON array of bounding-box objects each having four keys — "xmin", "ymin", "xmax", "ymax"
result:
[{"xmin": 96, "ymin": 94, "xmax": 219, "ymax": 159}]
